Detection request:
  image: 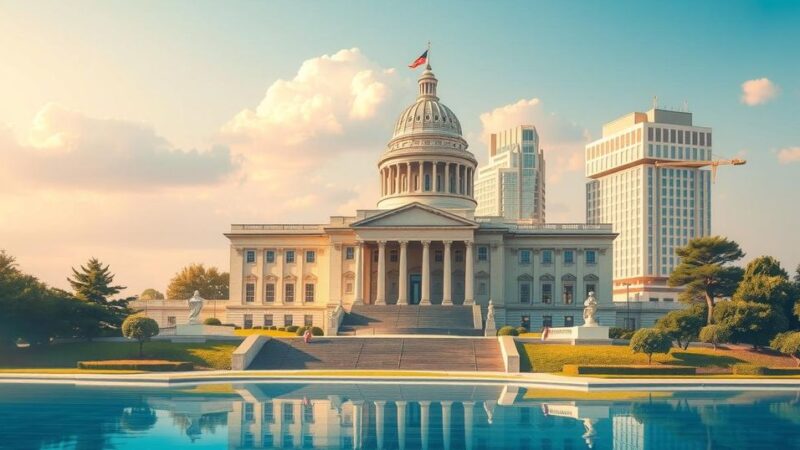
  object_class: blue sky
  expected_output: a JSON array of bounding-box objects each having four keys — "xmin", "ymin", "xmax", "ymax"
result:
[{"xmin": 1, "ymin": 0, "xmax": 798, "ymax": 294}]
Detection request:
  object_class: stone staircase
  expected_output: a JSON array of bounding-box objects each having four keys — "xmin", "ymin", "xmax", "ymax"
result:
[
  {"xmin": 247, "ymin": 337, "xmax": 504, "ymax": 372},
  {"xmin": 338, "ymin": 305, "xmax": 481, "ymax": 336}
]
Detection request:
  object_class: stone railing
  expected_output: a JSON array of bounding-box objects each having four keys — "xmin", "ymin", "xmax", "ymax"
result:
[
  {"xmin": 327, "ymin": 305, "xmax": 345, "ymax": 336},
  {"xmin": 231, "ymin": 224, "xmax": 325, "ymax": 232}
]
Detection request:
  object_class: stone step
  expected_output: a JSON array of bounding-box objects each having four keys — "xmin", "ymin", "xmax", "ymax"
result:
[
  {"xmin": 341, "ymin": 305, "xmax": 477, "ymax": 335},
  {"xmin": 247, "ymin": 337, "xmax": 504, "ymax": 372}
]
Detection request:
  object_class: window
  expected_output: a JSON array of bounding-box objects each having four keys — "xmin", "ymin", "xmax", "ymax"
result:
[
  {"xmin": 477, "ymin": 246, "xmax": 489, "ymax": 262},
  {"xmin": 345, "ymin": 281, "xmax": 354, "ymax": 294},
  {"xmin": 519, "ymin": 282, "xmax": 531, "ymax": 303},
  {"xmin": 478, "ymin": 281, "xmax": 488, "ymax": 295},
  {"xmin": 263, "ymin": 403, "xmax": 274, "ymax": 423},
  {"xmin": 263, "ymin": 434, "xmax": 273, "ymax": 447},
  {"xmin": 264, "ymin": 314, "xmax": 273, "ymax": 327},
  {"xmin": 542, "ymin": 250, "xmax": 553, "ymax": 264},
  {"xmin": 424, "ymin": 174, "xmax": 431, "ymax": 191},
  {"xmin": 245, "ymin": 283, "xmax": 255, "ymax": 303},
  {"xmin": 663, "ymin": 297, "xmax": 674, "ymax": 302},
  {"xmin": 286, "ymin": 250, "xmax": 295, "ymax": 263},
  {"xmin": 542, "ymin": 315, "xmax": 553, "ymax": 328},
  {"xmin": 167, "ymin": 316, "xmax": 176, "ymax": 326},
  {"xmin": 283, "ymin": 435, "xmax": 294, "ymax": 448},
  {"xmin": 304, "ymin": 315, "xmax": 314, "ymax": 327},
  {"xmin": 372, "ymin": 250, "xmax": 379, "ymax": 262},
  {"xmin": 390, "ymin": 249, "xmax": 398, "ymax": 262},
  {"xmin": 345, "ymin": 247, "xmax": 355, "ymax": 260},
  {"xmin": 265, "ymin": 250, "xmax": 275, "ymax": 263},
  {"xmin": 563, "ymin": 285, "xmax": 574, "ymax": 305},
  {"xmin": 585, "ymin": 250, "xmax": 597, "ymax": 265},
  {"xmin": 283, "ymin": 403, "xmax": 294, "ymax": 423},
  {"xmin": 305, "ymin": 250, "xmax": 315, "ymax": 263},
  {"xmin": 243, "ymin": 432, "xmax": 254, "ymax": 448},
  {"xmin": 303, "ymin": 435, "xmax": 314, "ymax": 449},
  {"xmin": 564, "ymin": 250, "xmax": 574, "ymax": 264},
  {"xmin": 434, "ymin": 250, "xmax": 443, "ymax": 262},
  {"xmin": 304, "ymin": 283, "xmax": 315, "ymax": 302},
  {"xmin": 243, "ymin": 314, "xmax": 253, "ymax": 329},
  {"xmin": 520, "ymin": 314, "xmax": 530, "ymax": 330},
  {"xmin": 245, "ymin": 250, "xmax": 256, "ymax": 264},
  {"xmin": 284, "ymin": 315, "xmax": 293, "ymax": 327},
  {"xmin": 285, "ymin": 283, "xmax": 295, "ymax": 303},
  {"xmin": 564, "ymin": 316, "xmax": 574, "ymax": 327},
  {"xmin": 265, "ymin": 283, "xmax": 275, "ymax": 303},
  {"xmin": 542, "ymin": 283, "xmax": 553, "ymax": 304},
  {"xmin": 624, "ymin": 317, "xmax": 636, "ymax": 329},
  {"xmin": 585, "ymin": 283, "xmax": 596, "ymax": 296},
  {"xmin": 303, "ymin": 403, "xmax": 314, "ymax": 423},
  {"xmin": 519, "ymin": 250, "xmax": 531, "ymax": 265},
  {"xmin": 454, "ymin": 250, "xmax": 463, "ymax": 262}
]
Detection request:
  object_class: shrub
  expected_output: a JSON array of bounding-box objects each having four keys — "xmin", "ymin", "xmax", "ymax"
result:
[
  {"xmin": 310, "ymin": 326, "xmax": 324, "ymax": 336},
  {"xmin": 269, "ymin": 326, "xmax": 277, "ymax": 330},
  {"xmin": 732, "ymin": 364, "xmax": 766, "ymax": 375},
  {"xmin": 78, "ymin": 360, "xmax": 193, "ymax": 371},
  {"xmin": 203, "ymin": 318, "xmax": 222, "ymax": 326},
  {"xmin": 629, "ymin": 328, "xmax": 672, "ymax": 364},
  {"xmin": 252, "ymin": 326, "xmax": 263, "ymax": 329},
  {"xmin": 278, "ymin": 327, "xmax": 286, "ymax": 331},
  {"xmin": 516, "ymin": 326, "xmax": 529, "ymax": 335},
  {"xmin": 655, "ymin": 305, "xmax": 705, "ymax": 349},
  {"xmin": 699, "ymin": 324, "xmax": 732, "ymax": 350},
  {"xmin": 610, "ymin": 327, "xmax": 635, "ymax": 340},
  {"xmin": 497, "ymin": 326, "xmax": 519, "ymax": 336},
  {"xmin": 286, "ymin": 325, "xmax": 299, "ymax": 332},
  {"xmin": 562, "ymin": 364, "xmax": 696, "ymax": 376},
  {"xmin": 295, "ymin": 327, "xmax": 306, "ymax": 336},
  {"xmin": 121, "ymin": 316, "xmax": 159, "ymax": 357},
  {"xmin": 771, "ymin": 331, "xmax": 800, "ymax": 366}
]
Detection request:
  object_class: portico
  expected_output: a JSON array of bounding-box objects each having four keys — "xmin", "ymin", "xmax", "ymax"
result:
[{"xmin": 351, "ymin": 202, "xmax": 477, "ymax": 306}]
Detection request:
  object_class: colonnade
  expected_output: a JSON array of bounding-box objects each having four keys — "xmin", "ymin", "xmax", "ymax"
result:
[
  {"xmin": 352, "ymin": 400, "xmax": 478, "ymax": 450},
  {"xmin": 380, "ymin": 161, "xmax": 474, "ymax": 197},
  {"xmin": 353, "ymin": 239, "xmax": 474, "ymax": 306}
]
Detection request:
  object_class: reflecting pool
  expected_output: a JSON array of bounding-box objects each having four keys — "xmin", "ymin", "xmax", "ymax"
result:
[{"xmin": 1, "ymin": 382, "xmax": 799, "ymax": 449}]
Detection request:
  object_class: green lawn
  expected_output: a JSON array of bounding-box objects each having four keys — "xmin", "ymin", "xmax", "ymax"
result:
[
  {"xmin": 520, "ymin": 343, "xmax": 796, "ymax": 373},
  {"xmin": 0, "ymin": 341, "xmax": 237, "ymax": 371}
]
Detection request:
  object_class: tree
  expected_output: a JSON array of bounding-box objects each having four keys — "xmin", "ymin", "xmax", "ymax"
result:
[
  {"xmin": 713, "ymin": 300, "xmax": 788, "ymax": 349},
  {"xmin": 655, "ymin": 305, "xmax": 705, "ymax": 349},
  {"xmin": 630, "ymin": 328, "xmax": 673, "ymax": 364},
  {"xmin": 669, "ymin": 236, "xmax": 744, "ymax": 325},
  {"xmin": 139, "ymin": 288, "xmax": 164, "ymax": 300},
  {"xmin": 68, "ymin": 258, "xmax": 125, "ymax": 304},
  {"xmin": 734, "ymin": 272, "xmax": 795, "ymax": 326},
  {"xmin": 744, "ymin": 256, "xmax": 788, "ymax": 280},
  {"xmin": 121, "ymin": 316, "xmax": 159, "ymax": 357},
  {"xmin": 698, "ymin": 324, "xmax": 731, "ymax": 350},
  {"xmin": 771, "ymin": 332, "xmax": 800, "ymax": 367},
  {"xmin": 167, "ymin": 264, "xmax": 229, "ymax": 300}
]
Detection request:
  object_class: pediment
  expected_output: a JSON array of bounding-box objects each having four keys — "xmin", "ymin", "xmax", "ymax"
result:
[{"xmin": 351, "ymin": 203, "xmax": 477, "ymax": 228}]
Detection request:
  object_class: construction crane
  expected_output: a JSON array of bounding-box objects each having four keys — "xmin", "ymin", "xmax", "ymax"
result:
[{"xmin": 653, "ymin": 158, "xmax": 746, "ymax": 183}]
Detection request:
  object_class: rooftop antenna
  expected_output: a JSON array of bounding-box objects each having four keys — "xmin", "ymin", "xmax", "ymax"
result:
[
  {"xmin": 652, "ymin": 96, "xmax": 658, "ymax": 109},
  {"xmin": 683, "ymin": 100, "xmax": 689, "ymax": 112}
]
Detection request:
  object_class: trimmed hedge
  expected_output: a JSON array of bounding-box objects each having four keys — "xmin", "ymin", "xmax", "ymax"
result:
[
  {"xmin": 286, "ymin": 325, "xmax": 299, "ymax": 332},
  {"xmin": 609, "ymin": 327, "xmax": 635, "ymax": 340},
  {"xmin": 562, "ymin": 364, "xmax": 696, "ymax": 376},
  {"xmin": 732, "ymin": 364, "xmax": 800, "ymax": 376},
  {"xmin": 203, "ymin": 318, "xmax": 222, "ymax": 326},
  {"xmin": 497, "ymin": 326, "xmax": 519, "ymax": 336},
  {"xmin": 78, "ymin": 360, "xmax": 194, "ymax": 371}
]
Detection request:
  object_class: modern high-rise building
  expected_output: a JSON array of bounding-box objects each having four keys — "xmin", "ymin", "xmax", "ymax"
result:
[
  {"xmin": 585, "ymin": 108, "xmax": 713, "ymax": 328},
  {"xmin": 474, "ymin": 125, "xmax": 546, "ymax": 222}
]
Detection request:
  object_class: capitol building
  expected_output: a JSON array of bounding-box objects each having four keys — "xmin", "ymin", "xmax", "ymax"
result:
[{"xmin": 142, "ymin": 64, "xmax": 616, "ymax": 335}]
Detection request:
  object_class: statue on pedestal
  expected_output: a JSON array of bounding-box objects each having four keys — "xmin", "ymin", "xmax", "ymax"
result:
[
  {"xmin": 187, "ymin": 290, "xmax": 204, "ymax": 325},
  {"xmin": 583, "ymin": 291, "xmax": 598, "ymax": 327}
]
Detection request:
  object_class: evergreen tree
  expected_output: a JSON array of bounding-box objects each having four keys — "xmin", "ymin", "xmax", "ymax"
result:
[
  {"xmin": 68, "ymin": 258, "xmax": 125, "ymax": 304},
  {"xmin": 668, "ymin": 236, "xmax": 744, "ymax": 325}
]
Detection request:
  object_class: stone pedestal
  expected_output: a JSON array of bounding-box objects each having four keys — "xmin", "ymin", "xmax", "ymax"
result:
[{"xmin": 543, "ymin": 325, "xmax": 610, "ymax": 345}]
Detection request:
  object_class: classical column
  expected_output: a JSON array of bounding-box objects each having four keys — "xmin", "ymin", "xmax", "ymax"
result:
[
  {"xmin": 419, "ymin": 401, "xmax": 431, "ymax": 450},
  {"xmin": 374, "ymin": 401, "xmax": 386, "ymax": 450},
  {"xmin": 463, "ymin": 401, "xmax": 475, "ymax": 450},
  {"xmin": 396, "ymin": 401, "xmax": 407, "ymax": 450},
  {"xmin": 442, "ymin": 241, "xmax": 453, "ymax": 305},
  {"xmin": 432, "ymin": 162, "xmax": 438, "ymax": 192},
  {"xmin": 352, "ymin": 400, "xmax": 364, "ymax": 450},
  {"xmin": 418, "ymin": 161, "xmax": 424, "ymax": 192},
  {"xmin": 354, "ymin": 242, "xmax": 364, "ymax": 305},
  {"xmin": 441, "ymin": 401, "xmax": 453, "ymax": 450},
  {"xmin": 464, "ymin": 241, "xmax": 474, "ymax": 305},
  {"xmin": 376, "ymin": 241, "xmax": 386, "ymax": 305},
  {"xmin": 397, "ymin": 241, "xmax": 409, "ymax": 305},
  {"xmin": 445, "ymin": 163, "xmax": 450, "ymax": 193},
  {"xmin": 456, "ymin": 164, "xmax": 462, "ymax": 194},
  {"xmin": 406, "ymin": 162, "xmax": 412, "ymax": 192},
  {"xmin": 394, "ymin": 165, "xmax": 400, "ymax": 194},
  {"xmin": 421, "ymin": 241, "xmax": 431, "ymax": 305}
]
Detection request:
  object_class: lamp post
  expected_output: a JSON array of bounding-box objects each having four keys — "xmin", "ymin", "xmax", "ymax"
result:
[{"xmin": 624, "ymin": 283, "xmax": 632, "ymax": 329}]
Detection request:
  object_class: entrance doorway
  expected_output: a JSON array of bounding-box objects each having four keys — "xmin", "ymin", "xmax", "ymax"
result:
[{"xmin": 409, "ymin": 274, "xmax": 421, "ymax": 305}]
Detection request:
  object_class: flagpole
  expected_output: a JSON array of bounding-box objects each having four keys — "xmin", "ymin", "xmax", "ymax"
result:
[{"xmin": 427, "ymin": 41, "xmax": 431, "ymax": 68}]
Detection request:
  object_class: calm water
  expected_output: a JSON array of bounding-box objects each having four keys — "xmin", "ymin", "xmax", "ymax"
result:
[{"xmin": 0, "ymin": 382, "xmax": 799, "ymax": 449}]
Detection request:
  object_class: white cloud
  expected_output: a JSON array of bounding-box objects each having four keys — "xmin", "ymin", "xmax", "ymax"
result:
[
  {"xmin": 479, "ymin": 98, "xmax": 589, "ymax": 183},
  {"xmin": 777, "ymin": 147, "xmax": 800, "ymax": 164},
  {"xmin": 741, "ymin": 78, "xmax": 779, "ymax": 106},
  {"xmin": 0, "ymin": 103, "xmax": 237, "ymax": 190}
]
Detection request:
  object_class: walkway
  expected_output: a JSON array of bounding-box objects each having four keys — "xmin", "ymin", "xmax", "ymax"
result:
[
  {"xmin": 339, "ymin": 305, "xmax": 481, "ymax": 336},
  {"xmin": 248, "ymin": 337, "xmax": 504, "ymax": 371}
]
